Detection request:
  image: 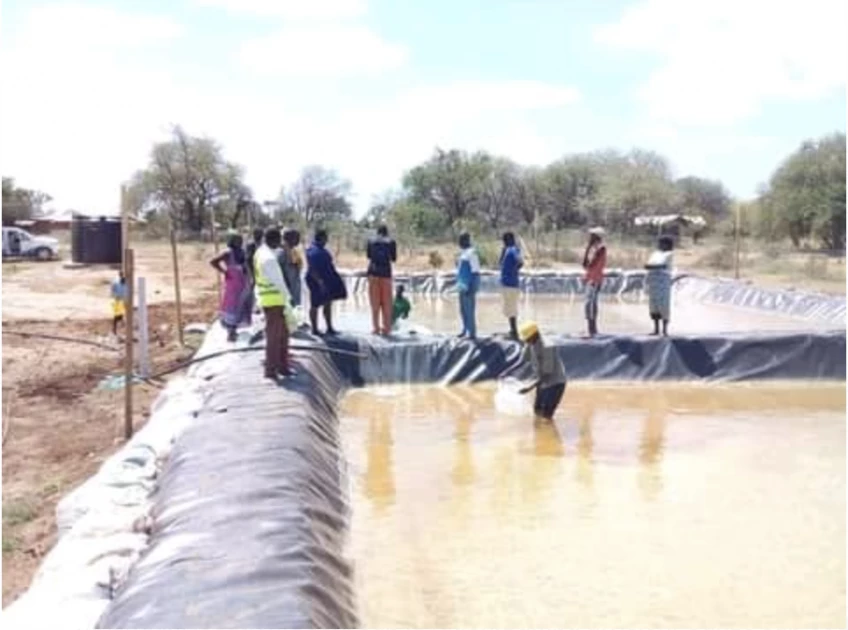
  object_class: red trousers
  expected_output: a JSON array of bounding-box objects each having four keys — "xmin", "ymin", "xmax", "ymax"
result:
[
  {"xmin": 263, "ymin": 306, "xmax": 289, "ymax": 377},
  {"xmin": 368, "ymin": 276, "xmax": 393, "ymax": 335}
]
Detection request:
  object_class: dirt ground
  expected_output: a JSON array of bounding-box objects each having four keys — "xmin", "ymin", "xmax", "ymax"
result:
[
  {"xmin": 1, "ymin": 234, "xmax": 844, "ymax": 607},
  {"xmin": 1, "ymin": 240, "xmax": 218, "ymax": 606}
]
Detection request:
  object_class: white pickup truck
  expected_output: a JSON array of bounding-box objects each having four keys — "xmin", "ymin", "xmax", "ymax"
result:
[{"xmin": 2, "ymin": 226, "xmax": 60, "ymax": 261}]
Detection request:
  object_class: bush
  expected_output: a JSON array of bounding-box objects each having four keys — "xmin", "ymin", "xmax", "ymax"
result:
[
  {"xmin": 696, "ymin": 243, "xmax": 736, "ymax": 271},
  {"xmin": 428, "ymin": 250, "xmax": 444, "ymax": 269}
]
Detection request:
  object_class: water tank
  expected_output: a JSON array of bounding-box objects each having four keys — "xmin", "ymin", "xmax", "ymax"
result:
[{"xmin": 71, "ymin": 216, "xmax": 122, "ymax": 264}]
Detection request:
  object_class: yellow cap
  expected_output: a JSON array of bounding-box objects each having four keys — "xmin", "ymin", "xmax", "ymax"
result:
[{"xmin": 518, "ymin": 320, "xmax": 539, "ymax": 342}]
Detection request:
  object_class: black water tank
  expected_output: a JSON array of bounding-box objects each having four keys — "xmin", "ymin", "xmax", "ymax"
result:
[{"xmin": 71, "ymin": 216, "xmax": 122, "ymax": 264}]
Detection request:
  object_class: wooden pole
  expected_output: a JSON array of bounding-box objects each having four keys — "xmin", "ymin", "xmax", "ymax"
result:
[
  {"xmin": 210, "ymin": 204, "xmax": 221, "ymax": 299},
  {"xmin": 734, "ymin": 203, "xmax": 741, "ymax": 280},
  {"xmin": 120, "ymin": 184, "xmax": 128, "ymax": 270},
  {"xmin": 123, "ymin": 248, "xmax": 135, "ymax": 440},
  {"xmin": 137, "ymin": 276, "xmax": 149, "ymax": 378},
  {"xmin": 170, "ymin": 221, "xmax": 185, "ymax": 346}
]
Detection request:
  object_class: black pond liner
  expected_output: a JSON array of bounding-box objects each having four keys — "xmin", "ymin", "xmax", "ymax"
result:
[{"xmin": 98, "ymin": 329, "xmax": 846, "ymax": 629}]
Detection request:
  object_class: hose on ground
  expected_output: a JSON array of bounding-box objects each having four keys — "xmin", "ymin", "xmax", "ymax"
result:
[
  {"xmin": 2, "ymin": 329, "xmax": 120, "ymax": 352},
  {"xmin": 142, "ymin": 342, "xmax": 367, "ymax": 382}
]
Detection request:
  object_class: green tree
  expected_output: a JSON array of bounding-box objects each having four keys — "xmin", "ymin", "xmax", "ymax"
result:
[
  {"xmin": 402, "ymin": 148, "xmax": 491, "ymax": 232},
  {"xmin": 282, "ymin": 165, "xmax": 353, "ymax": 228},
  {"xmin": 594, "ymin": 149, "xmax": 680, "ymax": 232},
  {"xmin": 675, "ymin": 176, "xmax": 731, "ymax": 221},
  {"xmin": 759, "ymin": 133, "xmax": 846, "ymax": 249},
  {"xmin": 2, "ymin": 177, "xmax": 52, "ymax": 225},
  {"xmin": 127, "ymin": 126, "xmax": 250, "ymax": 235}
]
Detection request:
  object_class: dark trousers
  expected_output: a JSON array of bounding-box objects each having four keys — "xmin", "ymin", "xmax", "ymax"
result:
[
  {"xmin": 263, "ymin": 306, "xmax": 289, "ymax": 377},
  {"xmin": 534, "ymin": 382, "xmax": 566, "ymax": 420}
]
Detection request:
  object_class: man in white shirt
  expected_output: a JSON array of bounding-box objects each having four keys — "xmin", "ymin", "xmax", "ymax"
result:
[{"xmin": 254, "ymin": 227, "xmax": 294, "ymax": 379}]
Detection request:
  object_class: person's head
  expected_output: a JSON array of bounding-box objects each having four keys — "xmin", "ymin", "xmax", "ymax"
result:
[
  {"xmin": 252, "ymin": 227, "xmax": 264, "ymax": 244},
  {"xmin": 396, "ymin": 284, "xmax": 405, "ymax": 297},
  {"xmin": 658, "ymin": 235, "xmax": 674, "ymax": 252},
  {"xmin": 265, "ymin": 226, "xmax": 282, "ymax": 249},
  {"xmin": 502, "ymin": 232, "xmax": 516, "ymax": 247},
  {"xmin": 377, "ymin": 224, "xmax": 388, "ymax": 237},
  {"xmin": 519, "ymin": 321, "xmax": 540, "ymax": 344},
  {"xmin": 588, "ymin": 226, "xmax": 605, "ymax": 246},
  {"xmin": 458, "ymin": 232, "xmax": 471, "ymax": 249},
  {"xmin": 227, "ymin": 232, "xmax": 243, "ymax": 250},
  {"xmin": 314, "ymin": 228, "xmax": 328, "ymax": 246},
  {"xmin": 282, "ymin": 228, "xmax": 300, "ymax": 248}
]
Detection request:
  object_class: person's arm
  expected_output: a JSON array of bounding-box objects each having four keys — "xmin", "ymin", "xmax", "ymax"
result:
[
  {"xmin": 366, "ymin": 240, "xmax": 373, "ymax": 262},
  {"xmin": 390, "ymin": 239, "xmax": 397, "ymax": 263},
  {"xmin": 210, "ymin": 251, "xmax": 228, "ymax": 274}
]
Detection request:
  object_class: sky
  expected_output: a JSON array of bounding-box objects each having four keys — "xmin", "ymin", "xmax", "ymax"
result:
[{"xmin": 1, "ymin": 0, "xmax": 845, "ymax": 216}]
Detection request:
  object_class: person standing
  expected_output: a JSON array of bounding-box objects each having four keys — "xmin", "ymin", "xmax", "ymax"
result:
[
  {"xmin": 245, "ymin": 227, "xmax": 263, "ymax": 284},
  {"xmin": 582, "ymin": 227, "xmax": 607, "ymax": 337},
  {"xmin": 366, "ymin": 225, "xmax": 397, "ymax": 335},
  {"xmin": 306, "ymin": 228, "xmax": 346, "ymax": 336},
  {"xmin": 277, "ymin": 228, "xmax": 304, "ymax": 309},
  {"xmin": 645, "ymin": 235, "xmax": 674, "ymax": 336},
  {"xmin": 211, "ymin": 232, "xmax": 252, "ymax": 342},
  {"xmin": 499, "ymin": 231, "xmax": 523, "ymax": 339},
  {"xmin": 254, "ymin": 227, "xmax": 294, "ymax": 380},
  {"xmin": 456, "ymin": 232, "xmax": 481, "ymax": 339},
  {"xmin": 110, "ymin": 271, "xmax": 127, "ymax": 336}
]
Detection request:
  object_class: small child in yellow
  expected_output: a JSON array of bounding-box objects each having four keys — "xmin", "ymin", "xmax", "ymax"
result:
[{"xmin": 110, "ymin": 271, "xmax": 127, "ymax": 335}]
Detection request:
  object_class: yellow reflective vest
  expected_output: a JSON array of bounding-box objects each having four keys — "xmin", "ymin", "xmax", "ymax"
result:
[{"xmin": 254, "ymin": 252, "xmax": 285, "ymax": 308}]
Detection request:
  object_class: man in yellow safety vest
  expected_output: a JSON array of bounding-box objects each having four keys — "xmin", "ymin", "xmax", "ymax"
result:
[{"xmin": 254, "ymin": 227, "xmax": 295, "ymax": 380}]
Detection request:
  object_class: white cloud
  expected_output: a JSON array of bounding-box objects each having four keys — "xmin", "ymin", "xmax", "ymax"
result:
[
  {"xmin": 238, "ymin": 24, "xmax": 407, "ymax": 76},
  {"xmin": 193, "ymin": 0, "xmax": 367, "ymax": 20},
  {"xmin": 595, "ymin": 0, "xmax": 847, "ymax": 126},
  {"xmin": 1, "ymin": 4, "xmax": 185, "ymax": 213},
  {"xmin": 0, "ymin": 4, "xmax": 579, "ymax": 217}
]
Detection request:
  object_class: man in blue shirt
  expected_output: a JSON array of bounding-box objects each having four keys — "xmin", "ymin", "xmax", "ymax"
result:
[{"xmin": 499, "ymin": 231, "xmax": 523, "ymax": 339}]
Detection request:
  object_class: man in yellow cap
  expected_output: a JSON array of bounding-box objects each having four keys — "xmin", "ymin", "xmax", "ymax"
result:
[{"xmin": 504, "ymin": 321, "xmax": 567, "ymax": 422}]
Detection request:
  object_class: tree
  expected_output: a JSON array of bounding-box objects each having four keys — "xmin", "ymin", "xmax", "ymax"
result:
[
  {"xmin": 283, "ymin": 165, "xmax": 353, "ymax": 228},
  {"xmin": 403, "ymin": 148, "xmax": 491, "ymax": 232},
  {"xmin": 2, "ymin": 177, "xmax": 52, "ymax": 225},
  {"xmin": 758, "ymin": 132, "xmax": 846, "ymax": 250},
  {"xmin": 594, "ymin": 149, "xmax": 680, "ymax": 232},
  {"xmin": 675, "ymin": 176, "xmax": 731, "ymax": 221},
  {"xmin": 479, "ymin": 157, "xmax": 522, "ymax": 230},
  {"xmin": 127, "ymin": 126, "xmax": 250, "ymax": 235}
]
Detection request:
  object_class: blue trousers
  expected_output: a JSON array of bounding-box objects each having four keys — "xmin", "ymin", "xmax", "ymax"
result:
[{"xmin": 458, "ymin": 274, "xmax": 480, "ymax": 337}]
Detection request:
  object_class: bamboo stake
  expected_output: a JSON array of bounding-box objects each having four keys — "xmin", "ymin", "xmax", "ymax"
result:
[
  {"xmin": 123, "ymin": 248, "xmax": 135, "ymax": 440},
  {"xmin": 170, "ymin": 222, "xmax": 185, "ymax": 346}
]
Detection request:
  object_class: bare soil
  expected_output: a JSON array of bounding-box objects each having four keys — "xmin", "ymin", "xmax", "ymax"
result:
[{"xmin": 2, "ymin": 240, "xmax": 217, "ymax": 606}]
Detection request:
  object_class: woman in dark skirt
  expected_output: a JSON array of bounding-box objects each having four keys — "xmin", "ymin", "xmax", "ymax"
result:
[{"xmin": 305, "ymin": 228, "xmax": 347, "ymax": 335}]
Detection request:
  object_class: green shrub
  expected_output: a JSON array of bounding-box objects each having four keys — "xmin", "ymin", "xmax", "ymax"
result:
[{"xmin": 428, "ymin": 250, "xmax": 444, "ymax": 269}]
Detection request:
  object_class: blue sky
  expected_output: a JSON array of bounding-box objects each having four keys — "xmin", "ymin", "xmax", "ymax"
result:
[{"xmin": 1, "ymin": 0, "xmax": 845, "ymax": 216}]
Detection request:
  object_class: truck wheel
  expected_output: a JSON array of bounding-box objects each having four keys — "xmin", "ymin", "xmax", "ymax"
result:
[{"xmin": 34, "ymin": 247, "xmax": 52, "ymax": 261}]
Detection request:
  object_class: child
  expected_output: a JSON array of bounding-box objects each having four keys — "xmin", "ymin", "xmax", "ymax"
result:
[
  {"xmin": 110, "ymin": 272, "xmax": 127, "ymax": 335},
  {"xmin": 503, "ymin": 321, "xmax": 567, "ymax": 422},
  {"xmin": 392, "ymin": 285, "xmax": 412, "ymax": 330},
  {"xmin": 645, "ymin": 235, "xmax": 674, "ymax": 336}
]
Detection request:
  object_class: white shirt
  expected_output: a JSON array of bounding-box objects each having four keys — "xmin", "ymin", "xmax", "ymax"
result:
[
  {"xmin": 459, "ymin": 247, "xmax": 481, "ymax": 273},
  {"xmin": 255, "ymin": 243, "xmax": 291, "ymax": 300}
]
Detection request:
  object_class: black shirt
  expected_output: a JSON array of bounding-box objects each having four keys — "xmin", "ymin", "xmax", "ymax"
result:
[
  {"xmin": 366, "ymin": 236, "xmax": 397, "ymax": 278},
  {"xmin": 245, "ymin": 241, "xmax": 260, "ymax": 278}
]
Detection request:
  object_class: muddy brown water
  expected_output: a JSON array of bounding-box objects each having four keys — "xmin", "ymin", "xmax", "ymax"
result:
[{"xmin": 339, "ymin": 382, "xmax": 845, "ymax": 628}]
